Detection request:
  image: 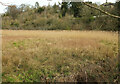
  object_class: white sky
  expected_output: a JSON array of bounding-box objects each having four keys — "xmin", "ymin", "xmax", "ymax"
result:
[{"xmin": 0, "ymin": 0, "xmax": 116, "ymax": 13}]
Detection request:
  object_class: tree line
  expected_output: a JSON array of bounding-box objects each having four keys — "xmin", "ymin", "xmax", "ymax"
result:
[{"xmin": 2, "ymin": 1, "xmax": 120, "ymax": 31}]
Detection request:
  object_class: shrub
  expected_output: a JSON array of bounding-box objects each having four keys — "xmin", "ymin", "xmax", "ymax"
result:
[{"xmin": 36, "ymin": 7, "xmax": 45, "ymax": 14}]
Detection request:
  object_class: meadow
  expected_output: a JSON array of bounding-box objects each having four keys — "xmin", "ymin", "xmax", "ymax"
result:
[{"xmin": 2, "ymin": 30, "xmax": 119, "ymax": 82}]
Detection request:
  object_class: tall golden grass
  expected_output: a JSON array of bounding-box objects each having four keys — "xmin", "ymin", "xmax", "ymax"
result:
[{"xmin": 2, "ymin": 30, "xmax": 118, "ymax": 82}]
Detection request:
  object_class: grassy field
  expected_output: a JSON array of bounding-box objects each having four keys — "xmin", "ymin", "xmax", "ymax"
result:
[{"xmin": 2, "ymin": 30, "xmax": 119, "ymax": 82}]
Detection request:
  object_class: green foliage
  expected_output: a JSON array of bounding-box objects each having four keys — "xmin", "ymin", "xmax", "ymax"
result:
[
  {"xmin": 10, "ymin": 22, "xmax": 19, "ymax": 27},
  {"xmin": 36, "ymin": 7, "xmax": 45, "ymax": 14},
  {"xmin": 13, "ymin": 41, "xmax": 25, "ymax": 48},
  {"xmin": 70, "ymin": 2, "xmax": 83, "ymax": 17},
  {"xmin": 61, "ymin": 2, "xmax": 68, "ymax": 17},
  {"xmin": 2, "ymin": 2, "xmax": 119, "ymax": 31},
  {"xmin": 5, "ymin": 76, "xmax": 15, "ymax": 82}
]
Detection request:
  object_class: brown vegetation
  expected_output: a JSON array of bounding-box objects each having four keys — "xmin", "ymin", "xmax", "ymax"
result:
[{"xmin": 2, "ymin": 30, "xmax": 118, "ymax": 82}]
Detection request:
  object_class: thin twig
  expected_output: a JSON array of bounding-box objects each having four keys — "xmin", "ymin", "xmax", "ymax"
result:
[{"xmin": 0, "ymin": 1, "xmax": 14, "ymax": 7}]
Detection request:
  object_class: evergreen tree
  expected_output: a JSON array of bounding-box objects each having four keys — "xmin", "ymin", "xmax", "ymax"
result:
[
  {"xmin": 61, "ymin": 2, "xmax": 68, "ymax": 17},
  {"xmin": 35, "ymin": 2, "xmax": 39, "ymax": 9},
  {"xmin": 70, "ymin": 2, "xmax": 83, "ymax": 17}
]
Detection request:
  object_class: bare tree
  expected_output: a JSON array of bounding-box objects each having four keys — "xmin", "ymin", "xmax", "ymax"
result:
[
  {"xmin": 6, "ymin": 6, "xmax": 20, "ymax": 19},
  {"xmin": 83, "ymin": 2, "xmax": 120, "ymax": 19},
  {"xmin": 0, "ymin": 1, "xmax": 120, "ymax": 19},
  {"xmin": 0, "ymin": 1, "xmax": 15, "ymax": 7}
]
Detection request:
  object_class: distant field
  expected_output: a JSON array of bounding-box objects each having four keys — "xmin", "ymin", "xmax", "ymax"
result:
[{"xmin": 2, "ymin": 30, "xmax": 119, "ymax": 82}]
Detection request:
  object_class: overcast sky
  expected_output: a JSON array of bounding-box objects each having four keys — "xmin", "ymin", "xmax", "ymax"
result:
[{"xmin": 0, "ymin": 0, "xmax": 116, "ymax": 13}]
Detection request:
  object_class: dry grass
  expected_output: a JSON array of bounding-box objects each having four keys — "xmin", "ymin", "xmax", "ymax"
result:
[{"xmin": 2, "ymin": 30, "xmax": 119, "ymax": 82}]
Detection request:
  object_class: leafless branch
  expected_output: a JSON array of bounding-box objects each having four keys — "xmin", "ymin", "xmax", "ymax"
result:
[
  {"xmin": 0, "ymin": 1, "xmax": 120, "ymax": 19},
  {"xmin": 83, "ymin": 2, "xmax": 120, "ymax": 19},
  {"xmin": 0, "ymin": 1, "xmax": 15, "ymax": 7}
]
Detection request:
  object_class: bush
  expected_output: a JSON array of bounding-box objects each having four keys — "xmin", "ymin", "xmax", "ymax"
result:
[
  {"xmin": 10, "ymin": 20, "xmax": 19, "ymax": 28},
  {"xmin": 47, "ymin": 16, "xmax": 73, "ymax": 30},
  {"xmin": 2, "ymin": 2, "xmax": 118, "ymax": 31},
  {"xmin": 36, "ymin": 7, "xmax": 45, "ymax": 14}
]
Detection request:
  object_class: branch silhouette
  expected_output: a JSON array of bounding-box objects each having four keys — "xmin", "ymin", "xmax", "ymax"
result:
[
  {"xmin": 83, "ymin": 2, "xmax": 120, "ymax": 19},
  {"xmin": 0, "ymin": 1, "xmax": 120, "ymax": 18},
  {"xmin": 0, "ymin": 1, "xmax": 15, "ymax": 7}
]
